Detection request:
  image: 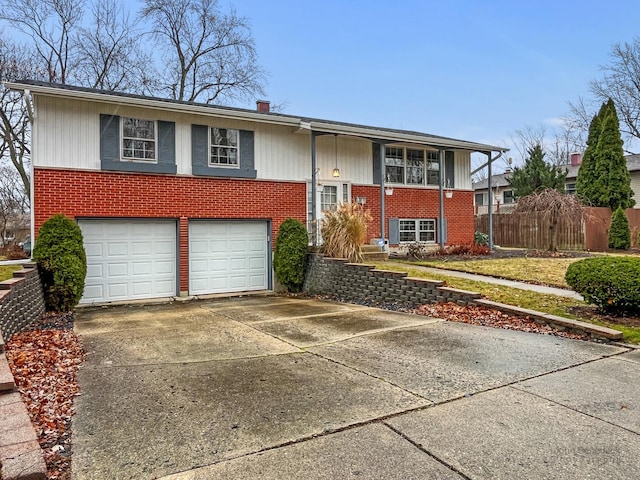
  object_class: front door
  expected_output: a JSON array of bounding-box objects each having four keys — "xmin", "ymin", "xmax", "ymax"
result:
[{"xmin": 309, "ymin": 181, "xmax": 350, "ymax": 244}]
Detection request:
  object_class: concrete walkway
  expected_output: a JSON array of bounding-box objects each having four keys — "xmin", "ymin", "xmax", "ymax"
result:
[
  {"xmin": 386, "ymin": 261, "xmax": 584, "ymax": 300},
  {"xmin": 71, "ymin": 296, "xmax": 639, "ymax": 479}
]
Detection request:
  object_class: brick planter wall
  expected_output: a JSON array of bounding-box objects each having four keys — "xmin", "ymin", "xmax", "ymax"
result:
[
  {"xmin": 0, "ymin": 265, "xmax": 46, "ymax": 339},
  {"xmin": 303, "ymin": 254, "xmax": 480, "ymax": 308}
]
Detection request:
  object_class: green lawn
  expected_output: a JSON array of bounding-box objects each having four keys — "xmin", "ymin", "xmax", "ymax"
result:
[
  {"xmin": 402, "ymin": 257, "xmax": 583, "ymax": 289},
  {"xmin": 377, "ymin": 261, "xmax": 640, "ymax": 344},
  {"xmin": 0, "ymin": 265, "xmax": 22, "ymax": 282}
]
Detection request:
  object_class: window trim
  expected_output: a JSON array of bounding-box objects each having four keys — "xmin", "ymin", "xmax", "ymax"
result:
[
  {"xmin": 209, "ymin": 127, "xmax": 240, "ymax": 169},
  {"xmin": 398, "ymin": 218, "xmax": 436, "ymax": 244},
  {"xmin": 120, "ymin": 117, "xmax": 157, "ymax": 163}
]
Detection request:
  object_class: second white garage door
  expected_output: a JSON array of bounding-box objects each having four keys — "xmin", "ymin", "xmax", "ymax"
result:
[{"xmin": 189, "ymin": 221, "xmax": 269, "ymax": 295}]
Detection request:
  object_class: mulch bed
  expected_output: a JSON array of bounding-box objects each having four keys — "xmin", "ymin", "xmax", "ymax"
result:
[
  {"xmin": 567, "ymin": 305, "xmax": 640, "ymax": 328},
  {"xmin": 4, "ymin": 312, "xmax": 84, "ymax": 480}
]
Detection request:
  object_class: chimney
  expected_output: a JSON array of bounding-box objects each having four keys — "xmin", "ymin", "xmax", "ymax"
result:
[
  {"xmin": 256, "ymin": 100, "xmax": 270, "ymax": 113},
  {"xmin": 570, "ymin": 152, "xmax": 582, "ymax": 166}
]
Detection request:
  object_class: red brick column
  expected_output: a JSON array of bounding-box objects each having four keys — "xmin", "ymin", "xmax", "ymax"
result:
[{"xmin": 179, "ymin": 217, "xmax": 189, "ymax": 295}]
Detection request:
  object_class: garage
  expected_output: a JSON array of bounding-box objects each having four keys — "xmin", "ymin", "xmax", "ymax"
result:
[
  {"xmin": 189, "ymin": 220, "xmax": 269, "ymax": 295},
  {"xmin": 79, "ymin": 219, "xmax": 177, "ymax": 304}
]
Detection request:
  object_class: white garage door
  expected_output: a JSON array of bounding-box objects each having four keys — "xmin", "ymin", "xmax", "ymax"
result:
[
  {"xmin": 79, "ymin": 220, "xmax": 177, "ymax": 304},
  {"xmin": 189, "ymin": 221, "xmax": 269, "ymax": 295}
]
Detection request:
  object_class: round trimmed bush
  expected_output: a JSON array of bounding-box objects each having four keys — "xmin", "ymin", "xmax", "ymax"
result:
[
  {"xmin": 273, "ymin": 218, "xmax": 308, "ymax": 292},
  {"xmin": 33, "ymin": 214, "xmax": 87, "ymax": 312},
  {"xmin": 565, "ymin": 256, "xmax": 640, "ymax": 315}
]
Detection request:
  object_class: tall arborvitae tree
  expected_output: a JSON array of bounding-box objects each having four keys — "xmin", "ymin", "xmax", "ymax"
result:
[
  {"xmin": 594, "ymin": 100, "xmax": 635, "ymax": 209},
  {"xmin": 575, "ymin": 102, "xmax": 606, "ymax": 205},
  {"xmin": 509, "ymin": 144, "xmax": 566, "ymax": 199}
]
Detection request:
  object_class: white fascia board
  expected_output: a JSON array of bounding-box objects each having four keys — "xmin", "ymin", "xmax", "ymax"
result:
[{"xmin": 5, "ymin": 82, "xmax": 302, "ymax": 128}]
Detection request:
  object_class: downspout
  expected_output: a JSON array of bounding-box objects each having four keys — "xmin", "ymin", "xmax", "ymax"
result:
[
  {"xmin": 486, "ymin": 150, "xmax": 504, "ymax": 250},
  {"xmin": 487, "ymin": 151, "xmax": 493, "ymax": 250},
  {"xmin": 25, "ymin": 90, "xmax": 35, "ymax": 255},
  {"xmin": 438, "ymin": 148, "xmax": 445, "ymax": 249},
  {"xmin": 379, "ymin": 143, "xmax": 386, "ymax": 248},
  {"xmin": 311, "ymin": 131, "xmax": 318, "ymax": 246}
]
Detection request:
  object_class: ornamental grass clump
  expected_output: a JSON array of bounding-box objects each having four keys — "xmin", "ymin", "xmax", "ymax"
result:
[
  {"xmin": 565, "ymin": 256, "xmax": 640, "ymax": 315},
  {"xmin": 273, "ymin": 218, "xmax": 309, "ymax": 292},
  {"xmin": 320, "ymin": 202, "xmax": 372, "ymax": 262},
  {"xmin": 33, "ymin": 214, "xmax": 87, "ymax": 312}
]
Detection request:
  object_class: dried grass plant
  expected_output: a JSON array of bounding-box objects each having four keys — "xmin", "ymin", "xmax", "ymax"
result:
[{"xmin": 320, "ymin": 203, "xmax": 372, "ymax": 262}]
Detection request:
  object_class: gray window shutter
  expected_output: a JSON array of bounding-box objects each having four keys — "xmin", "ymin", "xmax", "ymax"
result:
[
  {"xmin": 157, "ymin": 121, "xmax": 176, "ymax": 171},
  {"xmin": 445, "ymin": 151, "xmax": 455, "ymax": 188},
  {"xmin": 239, "ymin": 130, "xmax": 255, "ymax": 174},
  {"xmin": 372, "ymin": 143, "xmax": 381, "ymax": 184},
  {"xmin": 389, "ymin": 217, "xmax": 399, "ymax": 245},
  {"xmin": 100, "ymin": 114, "xmax": 120, "ymax": 165},
  {"xmin": 191, "ymin": 124, "xmax": 208, "ymax": 168}
]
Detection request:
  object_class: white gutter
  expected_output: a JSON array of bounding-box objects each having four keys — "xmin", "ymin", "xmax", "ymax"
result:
[
  {"xmin": 23, "ymin": 89, "xmax": 35, "ymax": 122},
  {"xmin": 5, "ymin": 82, "xmax": 302, "ymax": 128}
]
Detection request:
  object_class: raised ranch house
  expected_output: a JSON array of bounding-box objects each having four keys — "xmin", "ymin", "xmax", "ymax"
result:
[
  {"xmin": 473, "ymin": 153, "xmax": 640, "ymax": 214},
  {"xmin": 8, "ymin": 80, "xmax": 505, "ymax": 304}
]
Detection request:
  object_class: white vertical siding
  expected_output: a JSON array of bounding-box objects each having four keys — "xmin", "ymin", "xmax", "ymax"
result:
[
  {"xmin": 32, "ymin": 95, "xmax": 472, "ymax": 189},
  {"xmin": 455, "ymin": 151, "xmax": 472, "ymax": 190}
]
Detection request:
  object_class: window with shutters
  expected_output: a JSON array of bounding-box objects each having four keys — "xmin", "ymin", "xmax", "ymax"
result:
[
  {"xmin": 399, "ymin": 219, "xmax": 436, "ymax": 243},
  {"xmin": 210, "ymin": 127, "xmax": 239, "ymax": 167},
  {"xmin": 121, "ymin": 117, "xmax": 156, "ymax": 161},
  {"xmin": 385, "ymin": 147, "xmax": 441, "ymax": 186}
]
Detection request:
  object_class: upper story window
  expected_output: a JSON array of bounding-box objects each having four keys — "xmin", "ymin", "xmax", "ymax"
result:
[
  {"xmin": 474, "ymin": 192, "xmax": 485, "ymax": 205},
  {"xmin": 210, "ymin": 127, "xmax": 239, "ymax": 167},
  {"xmin": 385, "ymin": 147, "xmax": 440, "ymax": 186},
  {"xmin": 503, "ymin": 190, "xmax": 515, "ymax": 204},
  {"xmin": 122, "ymin": 117, "xmax": 156, "ymax": 161}
]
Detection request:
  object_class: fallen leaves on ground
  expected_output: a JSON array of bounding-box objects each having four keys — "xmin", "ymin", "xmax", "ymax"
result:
[
  {"xmin": 5, "ymin": 313, "xmax": 85, "ymax": 480},
  {"xmin": 415, "ymin": 302, "xmax": 588, "ymax": 340}
]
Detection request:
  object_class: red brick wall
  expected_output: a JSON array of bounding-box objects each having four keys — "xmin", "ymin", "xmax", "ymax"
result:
[
  {"xmin": 34, "ymin": 168, "xmax": 307, "ymax": 292},
  {"xmin": 351, "ymin": 185, "xmax": 474, "ymax": 245}
]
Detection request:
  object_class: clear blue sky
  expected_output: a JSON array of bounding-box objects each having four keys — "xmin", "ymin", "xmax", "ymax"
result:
[{"xmin": 233, "ymin": 0, "xmax": 640, "ymax": 164}]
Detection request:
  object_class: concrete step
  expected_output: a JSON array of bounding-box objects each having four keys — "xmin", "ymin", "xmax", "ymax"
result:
[
  {"xmin": 362, "ymin": 244, "xmax": 384, "ymax": 253},
  {"xmin": 360, "ymin": 251, "xmax": 389, "ymax": 262},
  {"xmin": 0, "ymin": 355, "xmax": 15, "ymax": 392}
]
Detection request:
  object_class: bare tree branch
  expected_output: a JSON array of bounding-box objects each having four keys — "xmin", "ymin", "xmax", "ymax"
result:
[{"xmin": 142, "ymin": 0, "xmax": 266, "ymax": 103}]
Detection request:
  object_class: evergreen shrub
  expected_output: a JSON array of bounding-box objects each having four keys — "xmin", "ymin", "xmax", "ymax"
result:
[
  {"xmin": 608, "ymin": 206, "xmax": 630, "ymax": 250},
  {"xmin": 273, "ymin": 218, "xmax": 309, "ymax": 292},
  {"xmin": 33, "ymin": 214, "xmax": 87, "ymax": 311},
  {"xmin": 565, "ymin": 256, "xmax": 640, "ymax": 315}
]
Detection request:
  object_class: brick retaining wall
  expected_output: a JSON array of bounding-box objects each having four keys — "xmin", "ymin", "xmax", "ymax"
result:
[
  {"xmin": 303, "ymin": 254, "xmax": 481, "ymax": 308},
  {"xmin": 0, "ymin": 264, "xmax": 46, "ymax": 339}
]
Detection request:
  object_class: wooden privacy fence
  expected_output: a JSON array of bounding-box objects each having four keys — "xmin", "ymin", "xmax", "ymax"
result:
[{"xmin": 475, "ymin": 208, "xmax": 640, "ymax": 251}]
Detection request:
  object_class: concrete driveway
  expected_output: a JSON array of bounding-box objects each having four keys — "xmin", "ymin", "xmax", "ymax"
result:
[{"xmin": 72, "ymin": 296, "xmax": 640, "ymax": 479}]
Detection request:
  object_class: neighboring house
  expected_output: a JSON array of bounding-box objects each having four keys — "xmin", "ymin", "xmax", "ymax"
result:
[
  {"xmin": 8, "ymin": 80, "xmax": 505, "ymax": 304},
  {"xmin": 473, "ymin": 153, "xmax": 640, "ymax": 214},
  {"xmin": 472, "ymin": 170, "xmax": 516, "ymax": 215}
]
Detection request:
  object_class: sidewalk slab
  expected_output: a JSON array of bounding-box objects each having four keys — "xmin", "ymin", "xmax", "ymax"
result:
[
  {"xmin": 309, "ymin": 321, "xmax": 623, "ymax": 402},
  {"xmin": 387, "ymin": 386, "xmax": 640, "ymax": 480},
  {"xmin": 513, "ymin": 356, "xmax": 640, "ymax": 433},
  {"xmin": 161, "ymin": 423, "xmax": 463, "ymax": 480}
]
